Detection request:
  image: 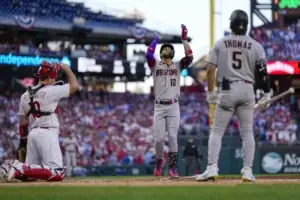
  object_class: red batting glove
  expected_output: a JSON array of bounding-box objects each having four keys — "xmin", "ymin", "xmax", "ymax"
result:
[
  {"xmin": 181, "ymin": 24, "xmax": 188, "ymax": 41},
  {"xmin": 52, "ymin": 63, "xmax": 62, "ymax": 71}
]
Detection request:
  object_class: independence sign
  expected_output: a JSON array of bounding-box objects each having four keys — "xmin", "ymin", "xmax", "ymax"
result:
[{"xmin": 0, "ymin": 53, "xmax": 71, "ymax": 67}]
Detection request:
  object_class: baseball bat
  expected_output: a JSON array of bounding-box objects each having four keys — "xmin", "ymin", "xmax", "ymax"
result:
[{"xmin": 254, "ymin": 87, "xmax": 295, "ymax": 109}]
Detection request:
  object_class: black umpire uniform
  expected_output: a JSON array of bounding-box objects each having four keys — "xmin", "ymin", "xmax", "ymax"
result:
[{"xmin": 183, "ymin": 137, "xmax": 202, "ymax": 176}]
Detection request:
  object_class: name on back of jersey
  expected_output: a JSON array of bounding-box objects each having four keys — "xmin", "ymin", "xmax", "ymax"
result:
[{"xmin": 224, "ymin": 40, "xmax": 252, "ymax": 50}]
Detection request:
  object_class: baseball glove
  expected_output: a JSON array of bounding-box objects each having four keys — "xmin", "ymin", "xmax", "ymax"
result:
[{"xmin": 17, "ymin": 137, "xmax": 27, "ymax": 162}]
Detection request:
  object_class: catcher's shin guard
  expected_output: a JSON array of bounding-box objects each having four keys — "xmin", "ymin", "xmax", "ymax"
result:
[
  {"xmin": 8, "ymin": 162, "xmax": 65, "ymax": 182},
  {"xmin": 22, "ymin": 165, "xmax": 65, "ymax": 181}
]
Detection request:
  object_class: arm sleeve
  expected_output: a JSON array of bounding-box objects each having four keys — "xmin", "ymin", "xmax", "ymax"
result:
[
  {"xmin": 50, "ymin": 84, "xmax": 70, "ymax": 102},
  {"xmin": 180, "ymin": 56, "xmax": 193, "ymax": 69},
  {"xmin": 255, "ymin": 45, "xmax": 270, "ymax": 93},
  {"xmin": 145, "ymin": 38, "xmax": 158, "ymax": 68}
]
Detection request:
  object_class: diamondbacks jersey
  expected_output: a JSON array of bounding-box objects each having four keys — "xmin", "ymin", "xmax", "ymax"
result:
[
  {"xmin": 207, "ymin": 34, "xmax": 266, "ymax": 83},
  {"xmin": 152, "ymin": 62, "xmax": 181, "ymax": 100},
  {"xmin": 19, "ymin": 84, "xmax": 70, "ymax": 130}
]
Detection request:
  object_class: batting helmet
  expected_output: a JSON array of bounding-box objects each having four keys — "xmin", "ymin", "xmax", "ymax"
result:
[
  {"xmin": 36, "ymin": 60, "xmax": 57, "ymax": 80},
  {"xmin": 160, "ymin": 44, "xmax": 175, "ymax": 59},
  {"xmin": 229, "ymin": 9, "xmax": 248, "ymax": 35}
]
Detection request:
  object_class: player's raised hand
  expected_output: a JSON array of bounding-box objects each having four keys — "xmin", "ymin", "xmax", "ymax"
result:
[
  {"xmin": 40, "ymin": 60, "xmax": 52, "ymax": 68},
  {"xmin": 181, "ymin": 24, "xmax": 188, "ymax": 41},
  {"xmin": 52, "ymin": 63, "xmax": 62, "ymax": 71},
  {"xmin": 154, "ymin": 32, "xmax": 162, "ymax": 41}
]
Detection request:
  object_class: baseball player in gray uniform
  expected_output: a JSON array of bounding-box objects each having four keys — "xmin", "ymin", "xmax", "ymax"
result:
[
  {"xmin": 195, "ymin": 10, "xmax": 272, "ymax": 182},
  {"xmin": 146, "ymin": 25, "xmax": 193, "ymax": 178},
  {"xmin": 62, "ymin": 132, "xmax": 78, "ymax": 177}
]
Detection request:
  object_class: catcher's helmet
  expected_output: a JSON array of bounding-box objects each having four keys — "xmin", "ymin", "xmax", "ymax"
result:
[
  {"xmin": 160, "ymin": 43, "xmax": 175, "ymax": 59},
  {"xmin": 36, "ymin": 60, "xmax": 57, "ymax": 79},
  {"xmin": 229, "ymin": 9, "xmax": 248, "ymax": 35}
]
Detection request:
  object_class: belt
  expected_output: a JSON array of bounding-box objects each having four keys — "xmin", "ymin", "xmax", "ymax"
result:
[
  {"xmin": 32, "ymin": 127, "xmax": 57, "ymax": 130},
  {"xmin": 155, "ymin": 99, "xmax": 178, "ymax": 105},
  {"xmin": 218, "ymin": 80, "xmax": 252, "ymax": 86}
]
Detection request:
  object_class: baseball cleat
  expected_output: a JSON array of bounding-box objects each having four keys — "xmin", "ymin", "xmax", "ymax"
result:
[
  {"xmin": 241, "ymin": 167, "xmax": 255, "ymax": 182},
  {"xmin": 195, "ymin": 165, "xmax": 219, "ymax": 181},
  {"xmin": 153, "ymin": 159, "xmax": 163, "ymax": 177},
  {"xmin": 6, "ymin": 160, "xmax": 22, "ymax": 182},
  {"xmin": 168, "ymin": 168, "xmax": 179, "ymax": 178}
]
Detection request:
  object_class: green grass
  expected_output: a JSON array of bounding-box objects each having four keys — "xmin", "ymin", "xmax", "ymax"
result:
[{"xmin": 1, "ymin": 184, "xmax": 300, "ymax": 200}]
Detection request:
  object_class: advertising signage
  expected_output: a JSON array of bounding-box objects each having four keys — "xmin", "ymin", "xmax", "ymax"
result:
[
  {"xmin": 76, "ymin": 57, "xmax": 147, "ymax": 77},
  {"xmin": 279, "ymin": 0, "xmax": 300, "ymax": 9},
  {"xmin": 260, "ymin": 147, "xmax": 300, "ymax": 174},
  {"xmin": 0, "ymin": 53, "xmax": 71, "ymax": 67},
  {"xmin": 267, "ymin": 61, "xmax": 300, "ymax": 75}
]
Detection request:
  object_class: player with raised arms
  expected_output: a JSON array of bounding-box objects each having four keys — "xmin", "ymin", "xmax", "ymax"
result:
[
  {"xmin": 146, "ymin": 24, "xmax": 193, "ymax": 178},
  {"xmin": 1, "ymin": 60, "xmax": 78, "ymax": 182}
]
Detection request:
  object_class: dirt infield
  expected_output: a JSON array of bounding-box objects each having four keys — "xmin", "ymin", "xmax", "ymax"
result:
[{"xmin": 1, "ymin": 176, "xmax": 299, "ymax": 187}]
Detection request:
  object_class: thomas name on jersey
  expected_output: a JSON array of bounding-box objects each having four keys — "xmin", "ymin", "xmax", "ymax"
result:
[
  {"xmin": 156, "ymin": 69, "xmax": 178, "ymax": 77},
  {"xmin": 224, "ymin": 40, "xmax": 252, "ymax": 50}
]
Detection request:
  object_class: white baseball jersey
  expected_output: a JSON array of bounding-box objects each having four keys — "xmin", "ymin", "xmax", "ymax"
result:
[
  {"xmin": 19, "ymin": 84, "xmax": 70, "ymax": 130},
  {"xmin": 152, "ymin": 62, "xmax": 181, "ymax": 100},
  {"xmin": 207, "ymin": 34, "xmax": 265, "ymax": 83},
  {"xmin": 62, "ymin": 137, "xmax": 77, "ymax": 152}
]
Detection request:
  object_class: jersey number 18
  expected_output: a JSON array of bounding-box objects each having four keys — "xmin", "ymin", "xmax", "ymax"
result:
[{"xmin": 232, "ymin": 51, "xmax": 242, "ymax": 69}]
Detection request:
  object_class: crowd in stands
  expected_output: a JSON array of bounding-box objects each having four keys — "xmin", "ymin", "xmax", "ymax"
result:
[
  {"xmin": 250, "ymin": 19, "xmax": 300, "ymax": 61},
  {"xmin": 1, "ymin": 0, "xmax": 139, "ymax": 26},
  {"xmin": 0, "ymin": 0, "xmax": 142, "ymax": 60},
  {"xmin": 0, "ymin": 89, "xmax": 298, "ymax": 167}
]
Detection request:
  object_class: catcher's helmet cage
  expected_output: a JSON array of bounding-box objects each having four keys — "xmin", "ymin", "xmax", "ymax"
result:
[
  {"xmin": 160, "ymin": 43, "xmax": 175, "ymax": 59},
  {"xmin": 229, "ymin": 9, "xmax": 248, "ymax": 35},
  {"xmin": 36, "ymin": 61, "xmax": 57, "ymax": 79}
]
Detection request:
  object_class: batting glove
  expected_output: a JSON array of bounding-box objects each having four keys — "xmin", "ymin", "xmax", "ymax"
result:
[
  {"xmin": 181, "ymin": 24, "xmax": 188, "ymax": 41},
  {"xmin": 257, "ymin": 91, "xmax": 272, "ymax": 109},
  {"xmin": 207, "ymin": 91, "xmax": 217, "ymax": 104},
  {"xmin": 52, "ymin": 63, "xmax": 62, "ymax": 71}
]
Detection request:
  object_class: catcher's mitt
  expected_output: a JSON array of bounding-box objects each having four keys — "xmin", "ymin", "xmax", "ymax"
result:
[
  {"xmin": 17, "ymin": 147, "xmax": 27, "ymax": 162},
  {"xmin": 17, "ymin": 137, "xmax": 27, "ymax": 162}
]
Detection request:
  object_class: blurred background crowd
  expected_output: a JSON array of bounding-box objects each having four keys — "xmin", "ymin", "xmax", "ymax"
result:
[
  {"xmin": 0, "ymin": 90, "xmax": 299, "ymax": 167},
  {"xmin": 250, "ymin": 20, "xmax": 300, "ymax": 61}
]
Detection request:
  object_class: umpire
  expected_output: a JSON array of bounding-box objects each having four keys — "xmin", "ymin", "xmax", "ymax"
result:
[{"xmin": 183, "ymin": 137, "xmax": 202, "ymax": 176}]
